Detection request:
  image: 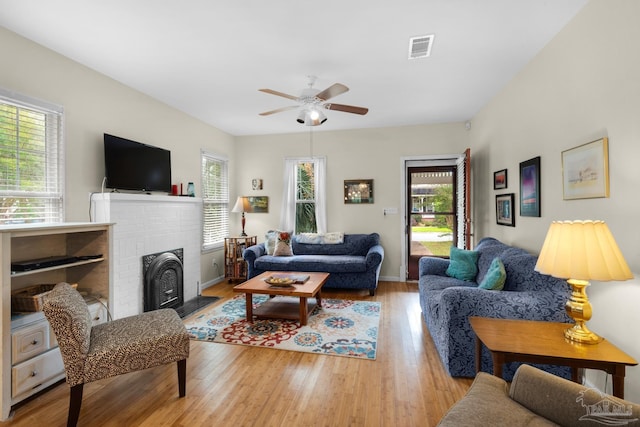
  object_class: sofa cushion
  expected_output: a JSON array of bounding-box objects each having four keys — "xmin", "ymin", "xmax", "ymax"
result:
[
  {"xmin": 254, "ymin": 254, "xmax": 367, "ymax": 274},
  {"xmin": 446, "ymin": 246, "xmax": 479, "ymax": 281},
  {"xmin": 273, "ymin": 231, "xmax": 293, "ymax": 256},
  {"xmin": 292, "ymin": 233, "xmax": 379, "ymax": 256},
  {"xmin": 295, "ymin": 232, "xmax": 344, "ymax": 244},
  {"xmin": 478, "ymin": 258, "xmax": 506, "ymax": 290}
]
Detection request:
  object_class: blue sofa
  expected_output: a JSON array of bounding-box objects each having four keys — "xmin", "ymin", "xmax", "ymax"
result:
[
  {"xmin": 243, "ymin": 233, "xmax": 384, "ymax": 295},
  {"xmin": 418, "ymin": 237, "xmax": 572, "ymax": 379}
]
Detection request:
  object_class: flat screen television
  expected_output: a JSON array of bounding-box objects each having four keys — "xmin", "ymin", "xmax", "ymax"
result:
[{"xmin": 104, "ymin": 133, "xmax": 172, "ymax": 193}]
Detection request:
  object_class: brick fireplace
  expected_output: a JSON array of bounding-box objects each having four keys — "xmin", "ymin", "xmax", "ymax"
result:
[{"xmin": 90, "ymin": 193, "xmax": 202, "ymax": 319}]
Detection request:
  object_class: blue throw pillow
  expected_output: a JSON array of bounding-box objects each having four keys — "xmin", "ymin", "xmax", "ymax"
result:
[
  {"xmin": 478, "ymin": 258, "xmax": 506, "ymax": 290},
  {"xmin": 445, "ymin": 246, "xmax": 479, "ymax": 281}
]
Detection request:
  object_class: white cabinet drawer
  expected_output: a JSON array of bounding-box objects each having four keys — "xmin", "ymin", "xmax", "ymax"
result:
[
  {"xmin": 12, "ymin": 321, "xmax": 50, "ymax": 364},
  {"xmin": 89, "ymin": 301, "xmax": 108, "ymax": 326},
  {"xmin": 12, "ymin": 347, "xmax": 64, "ymax": 398}
]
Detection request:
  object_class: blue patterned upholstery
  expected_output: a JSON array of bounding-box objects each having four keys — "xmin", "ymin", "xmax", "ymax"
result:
[
  {"xmin": 418, "ymin": 237, "xmax": 572, "ymax": 380},
  {"xmin": 243, "ymin": 233, "xmax": 384, "ymax": 295}
]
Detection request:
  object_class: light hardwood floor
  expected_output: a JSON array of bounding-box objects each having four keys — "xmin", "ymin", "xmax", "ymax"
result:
[{"xmin": 3, "ymin": 281, "xmax": 472, "ymax": 426}]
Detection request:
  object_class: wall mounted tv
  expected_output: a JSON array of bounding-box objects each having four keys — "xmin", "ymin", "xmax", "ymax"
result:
[{"xmin": 104, "ymin": 133, "xmax": 172, "ymax": 193}]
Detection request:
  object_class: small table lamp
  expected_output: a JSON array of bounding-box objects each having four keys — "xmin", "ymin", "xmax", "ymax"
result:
[
  {"xmin": 231, "ymin": 196, "xmax": 252, "ymax": 236},
  {"xmin": 535, "ymin": 220, "xmax": 633, "ymax": 344}
]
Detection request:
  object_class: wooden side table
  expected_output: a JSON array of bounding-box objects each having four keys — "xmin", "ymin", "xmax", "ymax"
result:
[
  {"xmin": 224, "ymin": 236, "xmax": 257, "ymax": 283},
  {"xmin": 470, "ymin": 317, "xmax": 637, "ymax": 399}
]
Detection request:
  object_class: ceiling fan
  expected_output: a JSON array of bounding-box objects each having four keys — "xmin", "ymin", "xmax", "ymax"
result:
[{"xmin": 258, "ymin": 76, "xmax": 369, "ymax": 126}]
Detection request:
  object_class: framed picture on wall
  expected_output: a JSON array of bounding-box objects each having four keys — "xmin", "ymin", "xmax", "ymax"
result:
[
  {"xmin": 493, "ymin": 169, "xmax": 507, "ymax": 190},
  {"xmin": 496, "ymin": 193, "xmax": 515, "ymax": 226},
  {"xmin": 519, "ymin": 156, "xmax": 541, "ymax": 217},
  {"xmin": 344, "ymin": 179, "xmax": 374, "ymax": 204},
  {"xmin": 247, "ymin": 196, "xmax": 268, "ymax": 213},
  {"xmin": 561, "ymin": 137, "xmax": 609, "ymax": 200}
]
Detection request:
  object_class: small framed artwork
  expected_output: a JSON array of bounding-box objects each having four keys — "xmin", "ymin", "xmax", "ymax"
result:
[
  {"xmin": 519, "ymin": 156, "xmax": 541, "ymax": 217},
  {"xmin": 496, "ymin": 193, "xmax": 515, "ymax": 226},
  {"xmin": 493, "ymin": 169, "xmax": 507, "ymax": 190},
  {"xmin": 247, "ymin": 196, "xmax": 268, "ymax": 213},
  {"xmin": 344, "ymin": 179, "xmax": 374, "ymax": 204},
  {"xmin": 561, "ymin": 137, "xmax": 609, "ymax": 200},
  {"xmin": 252, "ymin": 178, "xmax": 263, "ymax": 191}
]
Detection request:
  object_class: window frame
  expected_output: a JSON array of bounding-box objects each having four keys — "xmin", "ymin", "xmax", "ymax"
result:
[
  {"xmin": 0, "ymin": 89, "xmax": 65, "ymax": 224},
  {"xmin": 200, "ymin": 150, "xmax": 229, "ymax": 252}
]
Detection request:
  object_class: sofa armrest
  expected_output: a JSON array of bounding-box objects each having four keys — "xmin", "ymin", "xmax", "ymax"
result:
[
  {"xmin": 510, "ymin": 364, "xmax": 640, "ymax": 426},
  {"xmin": 365, "ymin": 244, "xmax": 384, "ymax": 269},
  {"xmin": 243, "ymin": 243, "xmax": 265, "ymax": 266},
  {"xmin": 419, "ymin": 257, "xmax": 450, "ymax": 278}
]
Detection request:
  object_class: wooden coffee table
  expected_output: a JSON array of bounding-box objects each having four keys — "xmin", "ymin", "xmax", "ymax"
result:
[
  {"xmin": 233, "ymin": 271, "xmax": 329, "ymax": 325},
  {"xmin": 470, "ymin": 316, "xmax": 638, "ymax": 399}
]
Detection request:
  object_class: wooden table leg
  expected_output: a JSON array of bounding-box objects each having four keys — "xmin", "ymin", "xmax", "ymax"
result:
[
  {"xmin": 316, "ymin": 292, "xmax": 322, "ymax": 308},
  {"xmin": 245, "ymin": 293, "xmax": 253, "ymax": 322},
  {"xmin": 612, "ymin": 364, "xmax": 626, "ymax": 399},
  {"xmin": 475, "ymin": 337, "xmax": 482, "ymax": 374},
  {"xmin": 299, "ymin": 297, "xmax": 308, "ymax": 326},
  {"xmin": 492, "ymin": 353, "xmax": 503, "ymax": 379}
]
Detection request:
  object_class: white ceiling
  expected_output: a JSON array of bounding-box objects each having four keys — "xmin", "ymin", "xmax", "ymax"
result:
[{"xmin": 0, "ymin": 0, "xmax": 588, "ymax": 136}]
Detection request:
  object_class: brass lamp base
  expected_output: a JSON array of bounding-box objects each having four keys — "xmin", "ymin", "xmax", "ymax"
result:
[{"xmin": 564, "ymin": 279, "xmax": 603, "ymax": 344}]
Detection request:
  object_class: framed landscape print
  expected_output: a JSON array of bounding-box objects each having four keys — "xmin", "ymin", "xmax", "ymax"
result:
[
  {"xmin": 496, "ymin": 193, "xmax": 515, "ymax": 226},
  {"xmin": 493, "ymin": 169, "xmax": 507, "ymax": 190},
  {"xmin": 561, "ymin": 137, "xmax": 609, "ymax": 200},
  {"xmin": 519, "ymin": 156, "xmax": 541, "ymax": 217},
  {"xmin": 247, "ymin": 196, "xmax": 268, "ymax": 213}
]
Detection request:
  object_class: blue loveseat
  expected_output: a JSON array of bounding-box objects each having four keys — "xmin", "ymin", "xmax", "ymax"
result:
[
  {"xmin": 418, "ymin": 237, "xmax": 572, "ymax": 379},
  {"xmin": 243, "ymin": 233, "xmax": 384, "ymax": 295}
]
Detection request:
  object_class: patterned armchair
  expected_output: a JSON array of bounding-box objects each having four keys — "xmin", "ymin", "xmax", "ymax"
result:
[{"xmin": 43, "ymin": 283, "xmax": 190, "ymax": 427}]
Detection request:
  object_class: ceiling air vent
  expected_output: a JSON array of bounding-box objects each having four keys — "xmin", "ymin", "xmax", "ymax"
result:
[{"xmin": 408, "ymin": 34, "xmax": 434, "ymax": 60}]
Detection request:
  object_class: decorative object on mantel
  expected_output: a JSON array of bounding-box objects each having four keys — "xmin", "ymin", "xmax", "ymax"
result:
[
  {"xmin": 535, "ymin": 220, "xmax": 632, "ymax": 344},
  {"xmin": 247, "ymin": 196, "xmax": 268, "ymax": 213},
  {"xmin": 493, "ymin": 169, "xmax": 507, "ymax": 190},
  {"xmin": 519, "ymin": 156, "xmax": 541, "ymax": 217},
  {"xmin": 184, "ymin": 294, "xmax": 380, "ymax": 360},
  {"xmin": 231, "ymin": 196, "xmax": 253, "ymax": 236},
  {"xmin": 561, "ymin": 137, "xmax": 609, "ymax": 200},
  {"xmin": 344, "ymin": 179, "xmax": 374, "ymax": 204},
  {"xmin": 252, "ymin": 178, "xmax": 263, "ymax": 190},
  {"xmin": 495, "ymin": 193, "xmax": 515, "ymax": 227}
]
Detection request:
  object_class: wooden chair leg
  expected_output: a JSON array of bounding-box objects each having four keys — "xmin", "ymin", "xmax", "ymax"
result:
[
  {"xmin": 177, "ymin": 359, "xmax": 187, "ymax": 397},
  {"xmin": 68, "ymin": 383, "xmax": 84, "ymax": 427}
]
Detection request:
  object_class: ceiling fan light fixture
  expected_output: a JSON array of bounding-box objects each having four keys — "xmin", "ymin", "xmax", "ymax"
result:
[{"xmin": 296, "ymin": 109, "xmax": 327, "ymax": 126}]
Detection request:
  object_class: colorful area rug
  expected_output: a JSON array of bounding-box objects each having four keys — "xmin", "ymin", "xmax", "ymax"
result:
[{"xmin": 184, "ymin": 295, "xmax": 380, "ymax": 360}]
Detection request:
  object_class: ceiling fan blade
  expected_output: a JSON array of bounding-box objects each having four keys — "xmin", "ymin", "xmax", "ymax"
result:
[
  {"xmin": 259, "ymin": 88, "xmax": 299, "ymax": 101},
  {"xmin": 259, "ymin": 105, "xmax": 299, "ymax": 116},
  {"xmin": 315, "ymin": 83, "xmax": 349, "ymax": 102},
  {"xmin": 324, "ymin": 103, "xmax": 369, "ymax": 115}
]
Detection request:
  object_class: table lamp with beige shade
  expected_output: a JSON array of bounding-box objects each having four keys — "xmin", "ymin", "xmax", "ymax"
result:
[
  {"xmin": 231, "ymin": 196, "xmax": 252, "ymax": 236},
  {"xmin": 535, "ymin": 220, "xmax": 633, "ymax": 344}
]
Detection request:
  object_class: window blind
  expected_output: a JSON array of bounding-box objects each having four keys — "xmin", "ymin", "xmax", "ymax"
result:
[
  {"xmin": 0, "ymin": 90, "xmax": 64, "ymax": 224},
  {"xmin": 201, "ymin": 151, "xmax": 229, "ymax": 250}
]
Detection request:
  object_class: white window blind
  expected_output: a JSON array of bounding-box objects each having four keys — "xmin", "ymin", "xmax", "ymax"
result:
[
  {"xmin": 201, "ymin": 151, "xmax": 229, "ymax": 250},
  {"xmin": 0, "ymin": 90, "xmax": 64, "ymax": 224}
]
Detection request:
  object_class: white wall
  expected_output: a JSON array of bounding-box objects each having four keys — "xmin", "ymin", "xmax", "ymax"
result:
[
  {"xmin": 235, "ymin": 123, "xmax": 470, "ymax": 280},
  {"xmin": 470, "ymin": 0, "xmax": 640, "ymax": 402},
  {"xmin": 0, "ymin": 26, "xmax": 235, "ymax": 286}
]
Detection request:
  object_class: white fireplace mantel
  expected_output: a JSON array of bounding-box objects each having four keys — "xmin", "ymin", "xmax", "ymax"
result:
[{"xmin": 90, "ymin": 193, "xmax": 202, "ymax": 319}]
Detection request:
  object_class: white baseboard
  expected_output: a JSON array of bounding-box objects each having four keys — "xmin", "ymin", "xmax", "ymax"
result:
[
  {"xmin": 379, "ymin": 275, "xmax": 401, "ymax": 282},
  {"xmin": 201, "ymin": 276, "xmax": 225, "ymax": 290}
]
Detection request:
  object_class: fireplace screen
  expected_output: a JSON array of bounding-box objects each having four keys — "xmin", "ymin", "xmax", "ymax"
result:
[{"xmin": 142, "ymin": 248, "xmax": 184, "ymax": 312}]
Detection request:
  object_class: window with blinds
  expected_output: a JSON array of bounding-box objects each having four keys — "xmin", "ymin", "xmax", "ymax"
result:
[
  {"xmin": 0, "ymin": 91, "xmax": 64, "ymax": 224},
  {"xmin": 201, "ymin": 151, "xmax": 229, "ymax": 250}
]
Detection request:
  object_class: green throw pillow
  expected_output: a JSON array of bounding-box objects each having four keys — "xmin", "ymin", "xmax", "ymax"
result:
[
  {"xmin": 478, "ymin": 258, "xmax": 506, "ymax": 290},
  {"xmin": 445, "ymin": 246, "xmax": 479, "ymax": 281}
]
